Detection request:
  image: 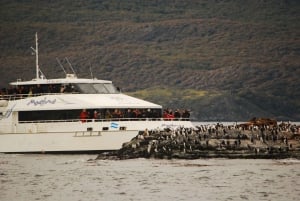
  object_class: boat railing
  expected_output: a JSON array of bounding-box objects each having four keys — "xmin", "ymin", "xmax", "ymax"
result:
[
  {"xmin": 0, "ymin": 92, "xmax": 80, "ymax": 101},
  {"xmin": 18, "ymin": 117, "xmax": 190, "ymax": 124}
]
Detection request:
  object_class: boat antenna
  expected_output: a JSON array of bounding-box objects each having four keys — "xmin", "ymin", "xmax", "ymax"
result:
[
  {"xmin": 89, "ymin": 62, "xmax": 94, "ymax": 79},
  {"xmin": 30, "ymin": 32, "xmax": 40, "ymax": 80},
  {"xmin": 65, "ymin": 57, "xmax": 77, "ymax": 75},
  {"xmin": 39, "ymin": 68, "xmax": 46, "ymax": 79},
  {"xmin": 56, "ymin": 57, "xmax": 67, "ymax": 76}
]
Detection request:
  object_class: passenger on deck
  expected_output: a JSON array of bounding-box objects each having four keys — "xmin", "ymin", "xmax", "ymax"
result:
[
  {"xmin": 163, "ymin": 109, "xmax": 174, "ymax": 120},
  {"xmin": 105, "ymin": 110, "xmax": 113, "ymax": 119},
  {"xmin": 182, "ymin": 109, "xmax": 190, "ymax": 120},
  {"xmin": 174, "ymin": 109, "xmax": 181, "ymax": 120},
  {"xmin": 80, "ymin": 109, "xmax": 89, "ymax": 123},
  {"xmin": 47, "ymin": 85, "xmax": 54, "ymax": 93},
  {"xmin": 112, "ymin": 109, "xmax": 122, "ymax": 118},
  {"xmin": 0, "ymin": 88, "xmax": 8, "ymax": 99},
  {"xmin": 64, "ymin": 84, "xmax": 74, "ymax": 93},
  {"xmin": 93, "ymin": 110, "xmax": 99, "ymax": 119},
  {"xmin": 124, "ymin": 109, "xmax": 135, "ymax": 119},
  {"xmin": 35, "ymin": 84, "xmax": 44, "ymax": 94},
  {"xmin": 133, "ymin": 109, "xmax": 141, "ymax": 118},
  {"xmin": 145, "ymin": 109, "xmax": 153, "ymax": 118},
  {"xmin": 28, "ymin": 87, "xmax": 33, "ymax": 97},
  {"xmin": 168, "ymin": 109, "xmax": 175, "ymax": 120},
  {"xmin": 8, "ymin": 86, "xmax": 17, "ymax": 95},
  {"xmin": 60, "ymin": 85, "xmax": 65, "ymax": 93},
  {"xmin": 163, "ymin": 110, "xmax": 168, "ymax": 120}
]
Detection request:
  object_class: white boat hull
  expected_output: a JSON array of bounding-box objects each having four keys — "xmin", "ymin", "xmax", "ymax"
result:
[
  {"xmin": 0, "ymin": 120, "xmax": 194, "ymax": 153},
  {"xmin": 0, "ymin": 130, "xmax": 138, "ymax": 153}
]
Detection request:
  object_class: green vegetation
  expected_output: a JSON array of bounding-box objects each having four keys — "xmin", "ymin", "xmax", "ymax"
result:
[
  {"xmin": 0, "ymin": 0, "xmax": 299, "ymax": 120},
  {"xmin": 127, "ymin": 88, "xmax": 209, "ymax": 100}
]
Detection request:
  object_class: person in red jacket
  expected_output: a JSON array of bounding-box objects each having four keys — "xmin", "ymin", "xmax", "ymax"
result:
[
  {"xmin": 80, "ymin": 109, "xmax": 89, "ymax": 123},
  {"xmin": 167, "ymin": 109, "xmax": 175, "ymax": 120},
  {"xmin": 163, "ymin": 110, "xmax": 169, "ymax": 120}
]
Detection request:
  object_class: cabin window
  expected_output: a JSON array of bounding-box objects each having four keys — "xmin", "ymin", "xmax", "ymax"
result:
[
  {"xmin": 103, "ymin": 83, "xmax": 118, "ymax": 93},
  {"xmin": 74, "ymin": 83, "xmax": 119, "ymax": 94},
  {"xmin": 19, "ymin": 110, "xmax": 81, "ymax": 122}
]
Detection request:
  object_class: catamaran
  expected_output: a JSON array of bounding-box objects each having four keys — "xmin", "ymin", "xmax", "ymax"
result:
[{"xmin": 0, "ymin": 33, "xmax": 194, "ymax": 153}]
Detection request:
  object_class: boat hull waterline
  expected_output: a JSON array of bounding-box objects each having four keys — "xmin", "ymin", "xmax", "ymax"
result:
[{"xmin": 0, "ymin": 120, "xmax": 193, "ymax": 153}]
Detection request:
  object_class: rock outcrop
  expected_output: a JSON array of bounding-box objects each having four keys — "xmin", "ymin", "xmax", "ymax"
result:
[{"xmin": 97, "ymin": 123, "xmax": 300, "ymax": 160}]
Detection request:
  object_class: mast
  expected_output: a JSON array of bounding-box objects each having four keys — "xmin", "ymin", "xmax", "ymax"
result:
[
  {"xmin": 31, "ymin": 32, "xmax": 40, "ymax": 80},
  {"xmin": 35, "ymin": 32, "xmax": 39, "ymax": 80}
]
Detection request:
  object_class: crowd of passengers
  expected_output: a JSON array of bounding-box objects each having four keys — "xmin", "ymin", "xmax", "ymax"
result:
[
  {"xmin": 163, "ymin": 108, "xmax": 190, "ymax": 120},
  {"xmin": 79, "ymin": 108, "xmax": 190, "ymax": 122},
  {"xmin": 0, "ymin": 84, "xmax": 76, "ymax": 99}
]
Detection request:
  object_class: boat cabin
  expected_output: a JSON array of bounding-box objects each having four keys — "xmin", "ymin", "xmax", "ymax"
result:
[
  {"xmin": 0, "ymin": 74, "xmax": 120, "ymax": 101},
  {"xmin": 0, "ymin": 74, "xmax": 168, "ymax": 123}
]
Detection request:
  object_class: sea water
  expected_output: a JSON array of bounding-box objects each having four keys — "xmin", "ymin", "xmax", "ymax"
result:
[{"xmin": 1, "ymin": 154, "xmax": 299, "ymax": 201}]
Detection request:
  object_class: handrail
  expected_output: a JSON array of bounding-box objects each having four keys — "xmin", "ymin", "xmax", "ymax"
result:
[
  {"xmin": 0, "ymin": 92, "xmax": 79, "ymax": 101},
  {"xmin": 18, "ymin": 118, "xmax": 190, "ymax": 124}
]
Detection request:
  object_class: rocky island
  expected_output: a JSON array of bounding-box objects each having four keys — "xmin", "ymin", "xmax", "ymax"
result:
[{"xmin": 97, "ymin": 119, "xmax": 300, "ymax": 160}]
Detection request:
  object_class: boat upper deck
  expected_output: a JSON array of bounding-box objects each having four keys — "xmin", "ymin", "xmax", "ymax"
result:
[{"xmin": 1, "ymin": 74, "xmax": 121, "ymax": 101}]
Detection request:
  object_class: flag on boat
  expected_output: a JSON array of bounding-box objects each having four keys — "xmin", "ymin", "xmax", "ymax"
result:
[{"xmin": 110, "ymin": 122, "xmax": 119, "ymax": 129}]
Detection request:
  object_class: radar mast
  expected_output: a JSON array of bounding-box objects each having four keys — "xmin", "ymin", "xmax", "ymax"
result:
[{"xmin": 30, "ymin": 32, "xmax": 40, "ymax": 80}]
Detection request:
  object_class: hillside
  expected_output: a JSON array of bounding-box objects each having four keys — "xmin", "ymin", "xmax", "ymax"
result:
[{"xmin": 0, "ymin": 0, "xmax": 299, "ymax": 121}]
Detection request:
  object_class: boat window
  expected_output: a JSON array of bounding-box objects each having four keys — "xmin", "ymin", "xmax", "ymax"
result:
[
  {"xmin": 18, "ymin": 108, "xmax": 163, "ymax": 122},
  {"xmin": 74, "ymin": 83, "xmax": 119, "ymax": 94},
  {"xmin": 103, "ymin": 83, "xmax": 118, "ymax": 93},
  {"xmin": 19, "ymin": 110, "xmax": 81, "ymax": 122},
  {"xmin": 93, "ymin": 83, "xmax": 108, "ymax": 94}
]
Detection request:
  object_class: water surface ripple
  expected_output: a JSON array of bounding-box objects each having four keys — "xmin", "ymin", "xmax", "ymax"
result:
[{"xmin": 0, "ymin": 154, "xmax": 299, "ymax": 201}]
